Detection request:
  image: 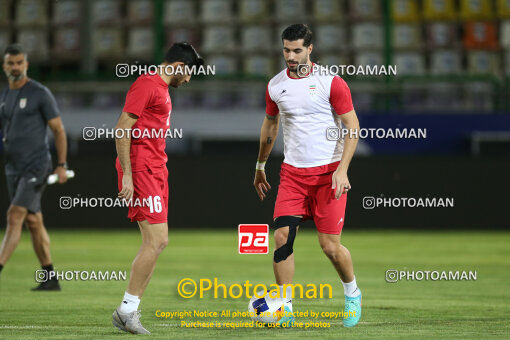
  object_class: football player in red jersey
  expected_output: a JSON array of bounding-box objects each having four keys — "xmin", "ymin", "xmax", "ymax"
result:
[
  {"xmin": 253, "ymin": 24, "xmax": 362, "ymax": 327},
  {"xmin": 112, "ymin": 43, "xmax": 203, "ymax": 335}
]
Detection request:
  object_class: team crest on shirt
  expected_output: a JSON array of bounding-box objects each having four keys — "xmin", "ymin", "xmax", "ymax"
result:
[
  {"xmin": 309, "ymin": 85, "xmax": 316, "ymax": 96},
  {"xmin": 19, "ymin": 98, "xmax": 27, "ymax": 109}
]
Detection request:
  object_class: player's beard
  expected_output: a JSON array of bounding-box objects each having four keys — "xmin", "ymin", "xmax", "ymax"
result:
[
  {"xmin": 286, "ymin": 56, "xmax": 308, "ymax": 72},
  {"xmin": 7, "ymin": 70, "xmax": 26, "ymax": 82},
  {"xmin": 170, "ymin": 75, "xmax": 187, "ymax": 88},
  {"xmin": 169, "ymin": 77, "xmax": 180, "ymax": 88}
]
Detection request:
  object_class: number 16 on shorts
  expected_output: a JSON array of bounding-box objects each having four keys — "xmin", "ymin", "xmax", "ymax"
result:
[
  {"xmin": 238, "ymin": 224, "xmax": 269, "ymax": 254},
  {"xmin": 146, "ymin": 195, "xmax": 162, "ymax": 213}
]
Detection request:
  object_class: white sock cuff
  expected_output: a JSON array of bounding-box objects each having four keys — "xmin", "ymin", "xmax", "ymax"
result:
[
  {"xmin": 342, "ymin": 276, "xmax": 360, "ymax": 297},
  {"xmin": 120, "ymin": 292, "xmax": 141, "ymax": 313},
  {"xmin": 342, "ymin": 276, "xmax": 356, "ymax": 286},
  {"xmin": 123, "ymin": 292, "xmax": 140, "ymax": 302}
]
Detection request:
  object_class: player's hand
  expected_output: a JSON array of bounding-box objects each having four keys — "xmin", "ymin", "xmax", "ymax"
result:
[
  {"xmin": 332, "ymin": 169, "xmax": 351, "ymax": 200},
  {"xmin": 119, "ymin": 174, "xmax": 134, "ymax": 202},
  {"xmin": 53, "ymin": 166, "xmax": 68, "ymax": 184},
  {"xmin": 254, "ymin": 170, "xmax": 271, "ymax": 201}
]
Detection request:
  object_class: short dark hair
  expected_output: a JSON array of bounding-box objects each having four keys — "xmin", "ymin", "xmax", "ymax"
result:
[
  {"xmin": 164, "ymin": 42, "xmax": 204, "ymax": 67},
  {"xmin": 281, "ymin": 24, "xmax": 313, "ymax": 47},
  {"xmin": 4, "ymin": 43, "xmax": 25, "ymax": 56}
]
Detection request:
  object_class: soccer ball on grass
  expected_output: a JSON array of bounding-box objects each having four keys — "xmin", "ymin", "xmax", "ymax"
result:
[{"xmin": 248, "ymin": 290, "xmax": 293, "ymax": 325}]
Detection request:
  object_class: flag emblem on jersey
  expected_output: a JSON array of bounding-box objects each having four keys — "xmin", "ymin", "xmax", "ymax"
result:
[
  {"xmin": 19, "ymin": 98, "xmax": 27, "ymax": 109},
  {"xmin": 309, "ymin": 85, "xmax": 316, "ymax": 96}
]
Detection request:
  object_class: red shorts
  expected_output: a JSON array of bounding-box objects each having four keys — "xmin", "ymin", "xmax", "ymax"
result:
[
  {"xmin": 116, "ymin": 163, "xmax": 169, "ymax": 224},
  {"xmin": 273, "ymin": 161, "xmax": 347, "ymax": 235}
]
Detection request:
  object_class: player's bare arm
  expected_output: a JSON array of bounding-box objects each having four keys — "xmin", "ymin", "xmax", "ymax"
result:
[
  {"xmin": 48, "ymin": 117, "xmax": 68, "ymax": 184},
  {"xmin": 332, "ymin": 109, "xmax": 360, "ymax": 199},
  {"xmin": 115, "ymin": 111, "xmax": 138, "ymax": 201},
  {"xmin": 254, "ymin": 113, "xmax": 280, "ymax": 200}
]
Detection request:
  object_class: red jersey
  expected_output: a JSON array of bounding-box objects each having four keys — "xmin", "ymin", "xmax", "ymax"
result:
[{"xmin": 116, "ymin": 74, "xmax": 171, "ymax": 172}]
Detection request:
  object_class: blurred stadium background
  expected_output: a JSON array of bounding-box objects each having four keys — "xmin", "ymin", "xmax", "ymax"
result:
[{"xmin": 0, "ymin": 0, "xmax": 509, "ymax": 230}]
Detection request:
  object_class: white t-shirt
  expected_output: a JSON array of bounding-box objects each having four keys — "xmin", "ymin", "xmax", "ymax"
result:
[{"xmin": 266, "ymin": 65, "xmax": 354, "ymax": 168}]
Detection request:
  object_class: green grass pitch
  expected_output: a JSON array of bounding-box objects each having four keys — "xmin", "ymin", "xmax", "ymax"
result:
[{"xmin": 0, "ymin": 229, "xmax": 509, "ymax": 339}]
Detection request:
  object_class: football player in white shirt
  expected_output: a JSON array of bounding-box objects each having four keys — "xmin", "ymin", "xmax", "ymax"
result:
[{"xmin": 253, "ymin": 24, "xmax": 362, "ymax": 327}]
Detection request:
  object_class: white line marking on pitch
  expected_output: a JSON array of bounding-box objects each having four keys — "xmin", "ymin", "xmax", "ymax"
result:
[
  {"xmin": 0, "ymin": 326, "xmax": 46, "ymax": 329},
  {"xmin": 154, "ymin": 321, "xmax": 384, "ymax": 327}
]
